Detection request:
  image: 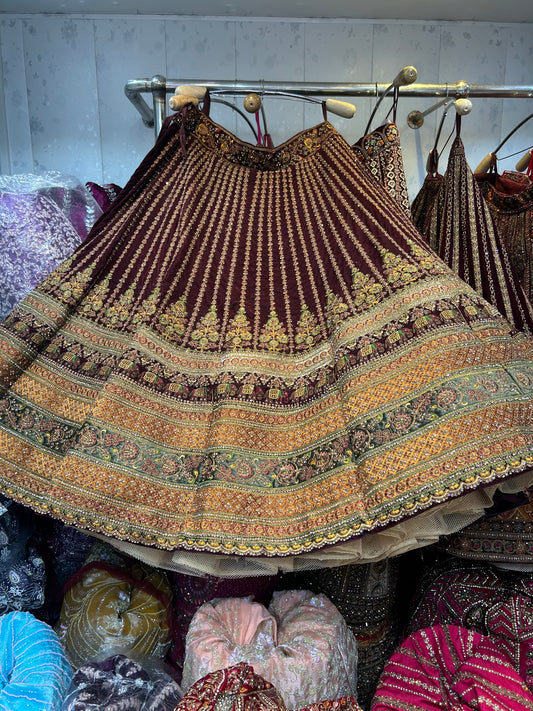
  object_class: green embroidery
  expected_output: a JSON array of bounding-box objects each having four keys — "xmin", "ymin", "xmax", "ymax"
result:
[
  {"xmin": 78, "ymin": 276, "xmax": 110, "ymax": 318},
  {"xmin": 408, "ymin": 240, "xmax": 447, "ymax": 274},
  {"xmin": 39, "ymin": 256, "xmax": 76, "ymax": 290},
  {"xmin": 190, "ymin": 305, "xmax": 221, "ymax": 350},
  {"xmin": 132, "ymin": 287, "xmax": 161, "ymax": 324},
  {"xmin": 380, "ymin": 248, "xmax": 420, "ymax": 286},
  {"xmin": 103, "ymin": 286, "xmax": 136, "ymax": 327},
  {"xmin": 295, "ymin": 304, "xmax": 321, "ymax": 349},
  {"xmin": 46, "ymin": 264, "xmax": 94, "ymax": 304},
  {"xmin": 225, "ymin": 307, "xmax": 253, "ymax": 348},
  {"xmin": 325, "ymin": 289, "xmax": 349, "ymax": 331},
  {"xmin": 352, "ymin": 268, "xmax": 384, "ymax": 310},
  {"xmin": 259, "ymin": 310, "xmax": 289, "ymax": 352},
  {"xmin": 156, "ymin": 295, "xmax": 188, "ymax": 341}
]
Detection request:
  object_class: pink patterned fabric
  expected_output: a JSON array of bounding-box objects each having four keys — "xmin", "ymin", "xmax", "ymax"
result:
[
  {"xmin": 168, "ymin": 571, "xmax": 278, "ymax": 678},
  {"xmin": 371, "ymin": 624, "xmax": 533, "ymax": 710},
  {"xmin": 181, "ymin": 591, "xmax": 358, "ymax": 710},
  {"xmin": 407, "ymin": 559, "xmax": 533, "ymax": 690},
  {"xmin": 174, "ymin": 662, "xmax": 363, "ymax": 711}
]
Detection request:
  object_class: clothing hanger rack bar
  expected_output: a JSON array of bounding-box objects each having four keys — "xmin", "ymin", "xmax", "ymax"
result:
[{"xmin": 124, "ymin": 75, "xmax": 533, "ymax": 139}]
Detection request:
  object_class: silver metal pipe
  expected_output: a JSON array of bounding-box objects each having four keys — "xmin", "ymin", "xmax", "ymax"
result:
[
  {"xmin": 124, "ymin": 78, "xmax": 155, "ymax": 128},
  {"xmin": 124, "ymin": 77, "xmax": 533, "ymax": 138},
  {"xmin": 150, "ymin": 75, "xmax": 168, "ymax": 137}
]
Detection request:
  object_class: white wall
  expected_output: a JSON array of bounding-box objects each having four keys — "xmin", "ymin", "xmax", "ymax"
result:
[{"xmin": 1, "ymin": 14, "xmax": 532, "ymax": 200}]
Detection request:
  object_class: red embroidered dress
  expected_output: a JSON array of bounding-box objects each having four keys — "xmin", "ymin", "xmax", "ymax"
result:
[
  {"xmin": 425, "ymin": 132, "xmax": 533, "ymax": 335},
  {"xmin": 476, "ymin": 171, "xmax": 533, "ymax": 305},
  {"xmin": 0, "ymin": 106, "xmax": 532, "ymax": 574},
  {"xmin": 351, "ymin": 122, "xmax": 412, "ymax": 217}
]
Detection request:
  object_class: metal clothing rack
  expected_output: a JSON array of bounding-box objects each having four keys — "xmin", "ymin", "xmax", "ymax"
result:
[{"xmin": 124, "ymin": 74, "xmax": 533, "ymax": 139}]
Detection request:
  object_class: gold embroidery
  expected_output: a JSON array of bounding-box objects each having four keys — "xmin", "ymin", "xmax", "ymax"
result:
[
  {"xmin": 132, "ymin": 288, "xmax": 161, "ymax": 324},
  {"xmin": 78, "ymin": 277, "xmax": 110, "ymax": 318},
  {"xmin": 259, "ymin": 310, "xmax": 289, "ymax": 352},
  {"xmin": 190, "ymin": 305, "xmax": 221, "ymax": 350},
  {"xmin": 52, "ymin": 266, "xmax": 94, "ymax": 303},
  {"xmin": 325, "ymin": 289, "xmax": 349, "ymax": 331},
  {"xmin": 39, "ymin": 256, "xmax": 77, "ymax": 290},
  {"xmin": 225, "ymin": 307, "xmax": 253, "ymax": 349},
  {"xmin": 408, "ymin": 240, "xmax": 447, "ymax": 275},
  {"xmin": 352, "ymin": 268, "xmax": 384, "ymax": 310},
  {"xmin": 380, "ymin": 248, "xmax": 420, "ymax": 286},
  {"xmin": 102, "ymin": 286, "xmax": 136, "ymax": 327},
  {"xmin": 156, "ymin": 295, "xmax": 188, "ymax": 341},
  {"xmin": 295, "ymin": 304, "xmax": 321, "ymax": 350}
]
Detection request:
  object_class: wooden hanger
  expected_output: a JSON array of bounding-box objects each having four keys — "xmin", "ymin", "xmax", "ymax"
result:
[
  {"xmin": 475, "ymin": 111, "xmax": 533, "ymax": 174},
  {"xmin": 516, "ymin": 149, "xmax": 532, "ymax": 172},
  {"xmin": 364, "ymin": 66, "xmax": 417, "ymax": 135}
]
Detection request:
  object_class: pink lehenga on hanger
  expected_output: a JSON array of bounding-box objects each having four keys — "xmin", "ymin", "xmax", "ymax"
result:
[{"xmin": 0, "ymin": 101, "xmax": 532, "ymax": 577}]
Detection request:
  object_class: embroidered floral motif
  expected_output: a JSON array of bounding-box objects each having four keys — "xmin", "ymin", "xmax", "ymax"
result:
[
  {"xmin": 352, "ymin": 268, "xmax": 385, "ymax": 310},
  {"xmin": 38, "ymin": 255, "xmax": 76, "ymax": 290},
  {"xmin": 408, "ymin": 240, "xmax": 447, "ymax": 275},
  {"xmin": 258, "ymin": 310, "xmax": 289, "ymax": 352},
  {"xmin": 295, "ymin": 304, "xmax": 321, "ymax": 350},
  {"xmin": 156, "ymin": 295, "xmax": 188, "ymax": 342},
  {"xmin": 132, "ymin": 288, "xmax": 161, "ymax": 325},
  {"xmin": 325, "ymin": 289, "xmax": 350, "ymax": 332},
  {"xmin": 225, "ymin": 307, "xmax": 253, "ymax": 349},
  {"xmin": 77, "ymin": 277, "xmax": 110, "ymax": 319},
  {"xmin": 42, "ymin": 263, "xmax": 94, "ymax": 305},
  {"xmin": 380, "ymin": 248, "xmax": 421, "ymax": 286},
  {"xmin": 190, "ymin": 305, "xmax": 221, "ymax": 350},
  {"xmin": 102, "ymin": 286, "xmax": 136, "ymax": 328}
]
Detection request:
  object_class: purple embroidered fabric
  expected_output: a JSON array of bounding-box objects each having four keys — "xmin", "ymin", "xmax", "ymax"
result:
[{"xmin": 0, "ymin": 173, "xmax": 102, "ymax": 321}]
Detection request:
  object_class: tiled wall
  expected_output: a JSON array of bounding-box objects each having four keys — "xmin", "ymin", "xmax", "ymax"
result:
[{"xmin": 0, "ymin": 14, "xmax": 532, "ymax": 200}]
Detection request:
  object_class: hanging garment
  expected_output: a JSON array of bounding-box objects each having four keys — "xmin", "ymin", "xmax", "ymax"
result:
[
  {"xmin": 0, "ymin": 106, "xmax": 533, "ymax": 577},
  {"xmin": 425, "ymin": 126, "xmax": 533, "ymax": 334},
  {"xmin": 476, "ymin": 171, "xmax": 533, "ymax": 305},
  {"xmin": 410, "ymin": 173, "xmax": 444, "ymax": 241},
  {"xmin": 371, "ymin": 624, "xmax": 533, "ymax": 711},
  {"xmin": 0, "ymin": 173, "xmax": 102, "ymax": 321},
  {"xmin": 350, "ymin": 121, "xmax": 412, "ymax": 709},
  {"xmin": 351, "ymin": 122, "xmax": 412, "ymax": 217},
  {"xmin": 85, "ymin": 181, "xmax": 123, "ymax": 214}
]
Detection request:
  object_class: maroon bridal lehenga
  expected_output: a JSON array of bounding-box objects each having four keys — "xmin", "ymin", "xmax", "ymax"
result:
[{"xmin": 0, "ymin": 105, "xmax": 532, "ymax": 577}]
